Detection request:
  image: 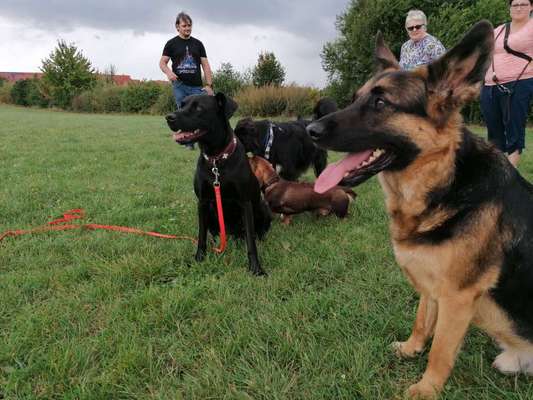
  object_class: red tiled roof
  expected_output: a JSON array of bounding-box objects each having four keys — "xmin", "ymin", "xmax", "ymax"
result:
[
  {"xmin": 0, "ymin": 72, "xmax": 170, "ymax": 87},
  {"xmin": 0, "ymin": 72, "xmax": 43, "ymax": 82},
  {"xmin": 0, "ymin": 72, "xmax": 136, "ymax": 86}
]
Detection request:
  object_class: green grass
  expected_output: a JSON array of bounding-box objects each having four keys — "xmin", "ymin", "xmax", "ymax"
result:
[{"xmin": 1, "ymin": 104, "xmax": 533, "ymax": 399}]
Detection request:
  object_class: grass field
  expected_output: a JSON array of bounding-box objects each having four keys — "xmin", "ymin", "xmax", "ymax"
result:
[{"xmin": 1, "ymin": 104, "xmax": 533, "ymax": 399}]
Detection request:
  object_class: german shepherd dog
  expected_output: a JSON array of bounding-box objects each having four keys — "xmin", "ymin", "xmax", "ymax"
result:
[
  {"xmin": 166, "ymin": 93, "xmax": 271, "ymax": 276},
  {"xmin": 308, "ymin": 21, "xmax": 533, "ymax": 398}
]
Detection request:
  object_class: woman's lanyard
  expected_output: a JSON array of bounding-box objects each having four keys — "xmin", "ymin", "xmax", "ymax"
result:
[{"xmin": 491, "ymin": 23, "xmax": 532, "ymax": 89}]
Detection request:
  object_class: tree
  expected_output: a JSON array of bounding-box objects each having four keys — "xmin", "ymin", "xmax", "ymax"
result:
[
  {"xmin": 103, "ymin": 64, "xmax": 117, "ymax": 85},
  {"xmin": 252, "ymin": 51, "xmax": 285, "ymax": 87},
  {"xmin": 321, "ymin": 0, "xmax": 508, "ymax": 107},
  {"xmin": 40, "ymin": 40, "xmax": 97, "ymax": 108},
  {"xmin": 212, "ymin": 62, "xmax": 244, "ymax": 97}
]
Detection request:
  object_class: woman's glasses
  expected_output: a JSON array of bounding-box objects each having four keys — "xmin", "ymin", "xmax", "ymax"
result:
[
  {"xmin": 406, "ymin": 24, "xmax": 425, "ymax": 31},
  {"xmin": 510, "ymin": 3, "xmax": 530, "ymax": 9}
]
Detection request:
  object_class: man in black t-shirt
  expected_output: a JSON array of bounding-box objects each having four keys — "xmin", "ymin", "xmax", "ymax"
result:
[{"xmin": 159, "ymin": 11, "xmax": 214, "ymax": 108}]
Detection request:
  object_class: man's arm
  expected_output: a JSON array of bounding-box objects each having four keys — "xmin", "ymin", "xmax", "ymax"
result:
[
  {"xmin": 201, "ymin": 57, "xmax": 214, "ymax": 95},
  {"xmin": 160, "ymin": 55, "xmax": 178, "ymax": 81}
]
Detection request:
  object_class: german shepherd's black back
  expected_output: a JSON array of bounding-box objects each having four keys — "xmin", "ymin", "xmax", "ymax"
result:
[{"xmin": 307, "ymin": 21, "xmax": 533, "ymax": 398}]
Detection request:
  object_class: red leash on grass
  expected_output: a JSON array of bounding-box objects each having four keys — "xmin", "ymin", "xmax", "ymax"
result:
[{"xmin": 0, "ymin": 198, "xmax": 228, "ymax": 254}]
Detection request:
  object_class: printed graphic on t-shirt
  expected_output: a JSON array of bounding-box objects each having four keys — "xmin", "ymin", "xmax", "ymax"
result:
[{"xmin": 177, "ymin": 46, "xmax": 197, "ymax": 74}]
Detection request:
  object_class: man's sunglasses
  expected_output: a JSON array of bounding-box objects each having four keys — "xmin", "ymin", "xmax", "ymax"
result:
[{"xmin": 406, "ymin": 24, "xmax": 425, "ymax": 31}]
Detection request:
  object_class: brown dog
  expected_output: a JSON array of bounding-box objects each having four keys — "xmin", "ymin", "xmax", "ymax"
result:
[{"xmin": 249, "ymin": 155, "xmax": 355, "ymax": 224}]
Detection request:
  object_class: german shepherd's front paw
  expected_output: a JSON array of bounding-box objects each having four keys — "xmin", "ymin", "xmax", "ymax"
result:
[
  {"xmin": 406, "ymin": 379, "xmax": 439, "ymax": 399},
  {"xmin": 392, "ymin": 341, "xmax": 423, "ymax": 359}
]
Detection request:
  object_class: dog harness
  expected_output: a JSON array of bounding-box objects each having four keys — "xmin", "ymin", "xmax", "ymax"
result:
[{"xmin": 263, "ymin": 123, "xmax": 276, "ymax": 160}]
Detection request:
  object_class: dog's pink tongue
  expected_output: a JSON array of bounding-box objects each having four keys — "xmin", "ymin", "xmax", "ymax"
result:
[
  {"xmin": 173, "ymin": 131, "xmax": 192, "ymax": 142},
  {"xmin": 314, "ymin": 150, "xmax": 373, "ymax": 193}
]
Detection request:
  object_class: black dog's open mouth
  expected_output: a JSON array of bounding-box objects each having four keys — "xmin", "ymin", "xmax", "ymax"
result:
[
  {"xmin": 172, "ymin": 129, "xmax": 207, "ymax": 144},
  {"xmin": 314, "ymin": 148, "xmax": 395, "ymax": 193}
]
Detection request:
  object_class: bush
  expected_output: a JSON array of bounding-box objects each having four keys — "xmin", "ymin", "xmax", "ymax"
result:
[
  {"xmin": 10, "ymin": 78, "xmax": 48, "ymax": 107},
  {"xmin": 0, "ymin": 81, "xmax": 13, "ymax": 104},
  {"xmin": 101, "ymin": 85, "xmax": 125, "ymax": 113},
  {"xmin": 150, "ymin": 84, "xmax": 175, "ymax": 115},
  {"xmin": 120, "ymin": 81, "xmax": 162, "ymax": 113},
  {"xmin": 212, "ymin": 63, "xmax": 245, "ymax": 97},
  {"xmin": 71, "ymin": 89, "xmax": 103, "ymax": 113},
  {"xmin": 235, "ymin": 85, "xmax": 319, "ymax": 117}
]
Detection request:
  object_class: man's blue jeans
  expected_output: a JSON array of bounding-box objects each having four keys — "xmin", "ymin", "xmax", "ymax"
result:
[{"xmin": 172, "ymin": 81, "xmax": 206, "ymax": 108}]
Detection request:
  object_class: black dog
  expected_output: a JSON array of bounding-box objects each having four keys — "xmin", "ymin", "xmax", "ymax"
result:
[
  {"xmin": 166, "ymin": 93, "xmax": 271, "ymax": 275},
  {"xmin": 313, "ymin": 97, "xmax": 338, "ymax": 120},
  {"xmin": 296, "ymin": 97, "xmax": 339, "ymax": 128},
  {"xmin": 234, "ymin": 117, "xmax": 328, "ymax": 181}
]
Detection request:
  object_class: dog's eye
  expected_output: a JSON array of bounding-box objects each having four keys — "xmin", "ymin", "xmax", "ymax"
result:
[{"xmin": 374, "ymin": 97, "xmax": 386, "ymax": 110}]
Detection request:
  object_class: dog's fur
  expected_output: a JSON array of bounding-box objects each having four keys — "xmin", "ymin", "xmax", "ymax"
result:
[
  {"xmin": 234, "ymin": 117, "xmax": 328, "ymax": 181},
  {"xmin": 313, "ymin": 97, "xmax": 338, "ymax": 120},
  {"xmin": 248, "ymin": 155, "xmax": 356, "ymax": 224},
  {"xmin": 308, "ymin": 21, "xmax": 533, "ymax": 398},
  {"xmin": 166, "ymin": 93, "xmax": 271, "ymax": 275},
  {"xmin": 296, "ymin": 97, "xmax": 339, "ymax": 128}
]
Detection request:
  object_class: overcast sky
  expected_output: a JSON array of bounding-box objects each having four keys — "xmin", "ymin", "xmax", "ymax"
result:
[{"xmin": 0, "ymin": 1, "xmax": 350, "ymax": 88}]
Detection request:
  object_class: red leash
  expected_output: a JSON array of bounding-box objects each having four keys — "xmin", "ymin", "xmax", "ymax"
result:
[
  {"xmin": 211, "ymin": 166, "xmax": 227, "ymax": 253},
  {"xmin": 0, "ymin": 209, "xmax": 198, "ymax": 244},
  {"xmin": 0, "ymin": 200, "xmax": 228, "ymax": 253}
]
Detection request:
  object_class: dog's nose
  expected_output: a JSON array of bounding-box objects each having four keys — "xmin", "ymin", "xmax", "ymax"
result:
[
  {"xmin": 165, "ymin": 113, "xmax": 176, "ymax": 122},
  {"xmin": 306, "ymin": 121, "xmax": 326, "ymax": 140}
]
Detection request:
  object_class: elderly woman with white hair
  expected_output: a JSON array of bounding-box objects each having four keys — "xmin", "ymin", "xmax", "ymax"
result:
[{"xmin": 399, "ymin": 9, "xmax": 445, "ymax": 70}]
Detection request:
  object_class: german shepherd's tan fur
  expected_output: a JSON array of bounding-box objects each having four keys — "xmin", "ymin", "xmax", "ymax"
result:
[{"xmin": 307, "ymin": 21, "xmax": 533, "ymax": 398}]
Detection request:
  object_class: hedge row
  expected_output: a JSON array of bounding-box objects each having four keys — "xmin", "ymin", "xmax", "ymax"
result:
[{"xmin": 0, "ymin": 79, "xmax": 321, "ymax": 118}]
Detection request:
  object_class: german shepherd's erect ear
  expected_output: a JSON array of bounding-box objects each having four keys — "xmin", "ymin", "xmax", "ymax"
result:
[
  {"xmin": 374, "ymin": 31, "xmax": 400, "ymax": 74},
  {"xmin": 424, "ymin": 21, "xmax": 494, "ymax": 124}
]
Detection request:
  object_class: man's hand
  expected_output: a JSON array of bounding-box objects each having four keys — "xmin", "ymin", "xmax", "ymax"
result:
[
  {"xmin": 204, "ymin": 85, "xmax": 214, "ymax": 95},
  {"xmin": 166, "ymin": 72, "xmax": 178, "ymax": 81}
]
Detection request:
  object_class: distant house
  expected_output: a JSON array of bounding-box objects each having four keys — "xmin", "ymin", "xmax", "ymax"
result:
[
  {"xmin": 0, "ymin": 71, "xmax": 135, "ymax": 86},
  {"xmin": 0, "ymin": 72, "xmax": 43, "ymax": 82}
]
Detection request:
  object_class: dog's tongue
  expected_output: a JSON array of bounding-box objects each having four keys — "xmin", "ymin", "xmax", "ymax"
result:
[
  {"xmin": 173, "ymin": 131, "xmax": 193, "ymax": 142},
  {"xmin": 314, "ymin": 150, "xmax": 373, "ymax": 193}
]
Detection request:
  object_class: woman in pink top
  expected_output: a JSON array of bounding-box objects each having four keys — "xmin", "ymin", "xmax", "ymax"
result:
[{"xmin": 480, "ymin": 0, "xmax": 533, "ymax": 167}]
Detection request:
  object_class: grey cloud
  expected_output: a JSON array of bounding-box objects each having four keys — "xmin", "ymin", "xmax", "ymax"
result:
[{"xmin": 0, "ymin": 0, "xmax": 348, "ymax": 39}]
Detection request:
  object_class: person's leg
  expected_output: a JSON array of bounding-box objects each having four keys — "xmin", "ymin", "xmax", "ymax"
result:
[
  {"xmin": 505, "ymin": 78, "xmax": 533, "ymax": 167},
  {"xmin": 171, "ymin": 81, "xmax": 186, "ymax": 109},
  {"xmin": 480, "ymin": 85, "xmax": 506, "ymax": 153},
  {"xmin": 188, "ymin": 86, "xmax": 207, "ymax": 96}
]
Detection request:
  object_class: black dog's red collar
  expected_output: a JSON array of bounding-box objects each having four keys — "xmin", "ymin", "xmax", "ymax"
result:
[{"xmin": 202, "ymin": 136, "xmax": 238, "ymax": 165}]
